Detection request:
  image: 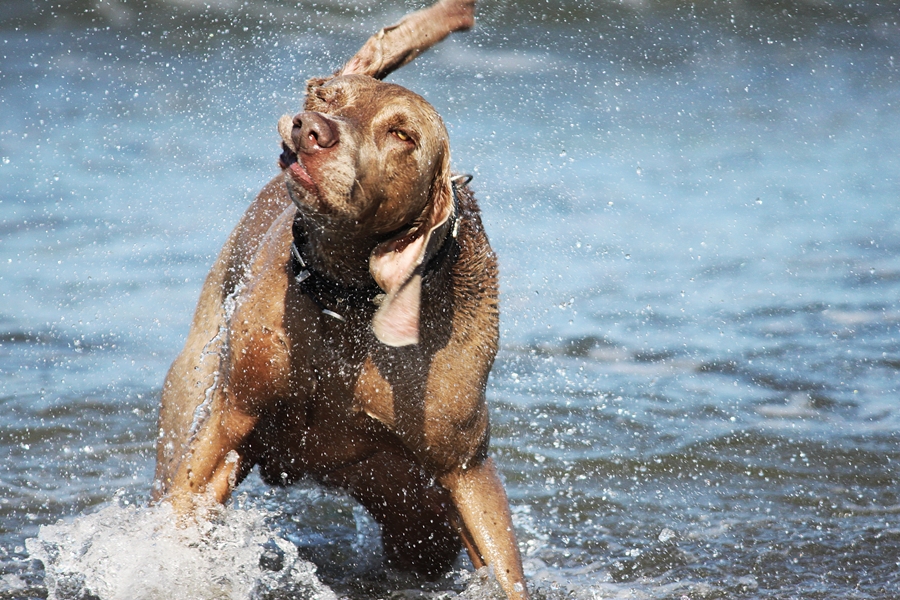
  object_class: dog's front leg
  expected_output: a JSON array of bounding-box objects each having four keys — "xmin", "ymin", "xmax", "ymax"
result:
[
  {"xmin": 166, "ymin": 402, "xmax": 258, "ymax": 515},
  {"xmin": 441, "ymin": 457, "xmax": 529, "ymax": 600}
]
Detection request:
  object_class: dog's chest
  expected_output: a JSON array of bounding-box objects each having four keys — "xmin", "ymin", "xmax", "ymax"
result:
[
  {"xmin": 305, "ymin": 317, "xmax": 397, "ymax": 429},
  {"xmin": 351, "ymin": 355, "xmax": 396, "ymax": 428},
  {"xmin": 300, "ymin": 296, "xmax": 440, "ymax": 452}
]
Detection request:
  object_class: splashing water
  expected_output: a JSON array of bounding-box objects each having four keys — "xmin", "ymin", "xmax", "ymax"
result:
[
  {"xmin": 25, "ymin": 496, "xmax": 337, "ymax": 600},
  {"xmin": 5, "ymin": 2, "xmax": 900, "ymax": 598},
  {"xmin": 22, "ymin": 490, "xmax": 692, "ymax": 600}
]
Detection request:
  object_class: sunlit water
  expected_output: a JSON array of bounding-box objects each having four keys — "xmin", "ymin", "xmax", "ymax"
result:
[{"xmin": 2, "ymin": 1, "xmax": 899, "ymax": 598}]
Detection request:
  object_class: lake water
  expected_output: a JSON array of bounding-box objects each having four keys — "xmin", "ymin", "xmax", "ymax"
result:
[{"xmin": 2, "ymin": 1, "xmax": 899, "ymax": 598}]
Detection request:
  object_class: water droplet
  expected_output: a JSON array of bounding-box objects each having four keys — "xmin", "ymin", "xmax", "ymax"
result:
[{"xmin": 658, "ymin": 528, "xmax": 676, "ymax": 543}]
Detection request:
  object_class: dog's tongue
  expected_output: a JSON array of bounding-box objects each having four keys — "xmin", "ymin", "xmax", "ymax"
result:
[{"xmin": 289, "ymin": 161, "xmax": 316, "ymax": 191}]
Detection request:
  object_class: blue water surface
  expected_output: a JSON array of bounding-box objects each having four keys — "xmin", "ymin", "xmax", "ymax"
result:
[{"xmin": 1, "ymin": 1, "xmax": 899, "ymax": 598}]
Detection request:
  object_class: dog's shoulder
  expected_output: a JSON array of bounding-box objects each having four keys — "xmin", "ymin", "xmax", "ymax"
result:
[
  {"xmin": 446, "ymin": 185, "xmax": 499, "ymax": 321},
  {"xmin": 220, "ymin": 176, "xmax": 294, "ymax": 292}
]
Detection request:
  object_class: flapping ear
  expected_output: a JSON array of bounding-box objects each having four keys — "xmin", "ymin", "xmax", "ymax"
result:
[{"xmin": 369, "ymin": 158, "xmax": 454, "ymax": 347}]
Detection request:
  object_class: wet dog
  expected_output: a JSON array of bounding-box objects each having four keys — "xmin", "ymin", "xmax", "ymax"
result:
[{"xmin": 152, "ymin": 74, "xmax": 528, "ymax": 599}]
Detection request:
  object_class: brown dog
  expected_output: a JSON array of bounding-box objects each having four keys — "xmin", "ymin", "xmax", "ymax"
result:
[{"xmin": 152, "ymin": 73, "xmax": 529, "ymax": 599}]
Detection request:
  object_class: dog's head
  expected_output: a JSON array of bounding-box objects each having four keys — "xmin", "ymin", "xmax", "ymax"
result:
[{"xmin": 277, "ymin": 74, "xmax": 455, "ymax": 347}]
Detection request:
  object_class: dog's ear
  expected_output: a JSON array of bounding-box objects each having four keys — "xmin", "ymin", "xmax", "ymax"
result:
[{"xmin": 369, "ymin": 154, "xmax": 454, "ymax": 347}]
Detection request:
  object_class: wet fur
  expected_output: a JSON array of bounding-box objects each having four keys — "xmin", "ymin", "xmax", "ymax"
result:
[{"xmin": 153, "ymin": 75, "xmax": 528, "ymax": 597}]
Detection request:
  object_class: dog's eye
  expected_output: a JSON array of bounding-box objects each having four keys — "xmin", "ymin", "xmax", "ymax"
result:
[{"xmin": 391, "ymin": 130, "xmax": 412, "ymax": 143}]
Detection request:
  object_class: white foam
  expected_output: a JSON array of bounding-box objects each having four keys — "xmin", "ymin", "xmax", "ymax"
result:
[
  {"xmin": 25, "ymin": 496, "xmax": 337, "ymax": 600},
  {"xmin": 23, "ymin": 491, "xmax": 714, "ymax": 600}
]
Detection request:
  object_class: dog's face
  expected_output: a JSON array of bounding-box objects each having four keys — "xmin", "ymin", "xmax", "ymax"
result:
[
  {"xmin": 277, "ymin": 74, "xmax": 456, "ymax": 347},
  {"xmin": 278, "ymin": 74, "xmax": 450, "ymax": 235}
]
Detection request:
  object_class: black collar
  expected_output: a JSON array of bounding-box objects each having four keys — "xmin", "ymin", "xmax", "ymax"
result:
[{"xmin": 289, "ymin": 175, "xmax": 468, "ymax": 322}]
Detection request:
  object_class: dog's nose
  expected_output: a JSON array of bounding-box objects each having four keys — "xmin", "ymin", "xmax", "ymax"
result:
[{"xmin": 292, "ymin": 111, "xmax": 339, "ymax": 152}]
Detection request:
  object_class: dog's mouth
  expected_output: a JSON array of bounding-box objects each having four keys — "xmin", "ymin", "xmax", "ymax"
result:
[
  {"xmin": 277, "ymin": 143, "xmax": 296, "ymax": 170},
  {"xmin": 278, "ymin": 144, "xmax": 318, "ymax": 193}
]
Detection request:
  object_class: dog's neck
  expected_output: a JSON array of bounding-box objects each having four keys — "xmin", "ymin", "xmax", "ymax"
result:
[
  {"xmin": 291, "ymin": 179, "xmax": 464, "ymax": 290},
  {"xmin": 289, "ymin": 179, "xmax": 464, "ymax": 327},
  {"xmin": 292, "ymin": 215, "xmax": 384, "ymax": 288}
]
